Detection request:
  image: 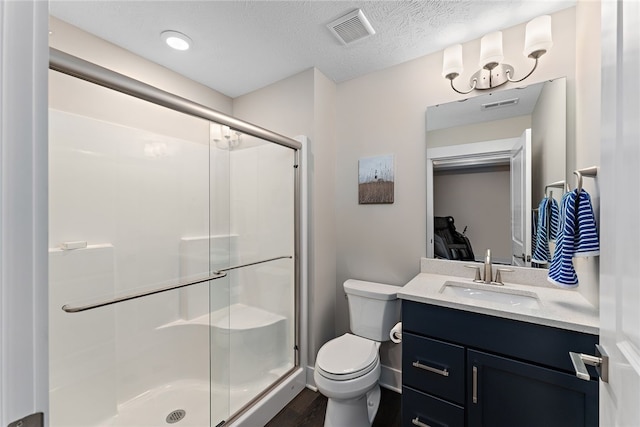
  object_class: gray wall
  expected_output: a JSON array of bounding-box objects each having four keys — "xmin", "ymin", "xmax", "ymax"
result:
[{"xmin": 433, "ymin": 166, "xmax": 511, "ymax": 263}]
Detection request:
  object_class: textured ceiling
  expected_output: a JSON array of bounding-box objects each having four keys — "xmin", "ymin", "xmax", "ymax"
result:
[{"xmin": 49, "ymin": 0, "xmax": 575, "ymax": 98}]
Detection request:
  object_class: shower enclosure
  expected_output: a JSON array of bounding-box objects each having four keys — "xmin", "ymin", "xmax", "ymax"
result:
[{"xmin": 48, "ymin": 49, "xmax": 302, "ymax": 427}]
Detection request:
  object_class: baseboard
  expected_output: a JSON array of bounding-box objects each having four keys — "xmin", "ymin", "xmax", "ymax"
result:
[
  {"xmin": 379, "ymin": 364, "xmax": 402, "ymax": 393},
  {"xmin": 306, "ymin": 364, "xmax": 402, "ymax": 394},
  {"xmin": 306, "ymin": 365, "xmax": 318, "ymax": 391}
]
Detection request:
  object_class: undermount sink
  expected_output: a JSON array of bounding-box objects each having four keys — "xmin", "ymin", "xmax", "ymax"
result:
[{"xmin": 439, "ymin": 281, "xmax": 541, "ymax": 309}]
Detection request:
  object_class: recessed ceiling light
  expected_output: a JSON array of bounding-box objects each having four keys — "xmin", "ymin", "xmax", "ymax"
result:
[{"xmin": 161, "ymin": 30, "xmax": 192, "ymax": 51}]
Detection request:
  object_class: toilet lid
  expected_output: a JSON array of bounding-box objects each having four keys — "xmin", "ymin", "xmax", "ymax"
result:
[{"xmin": 316, "ymin": 334, "xmax": 379, "ymax": 381}]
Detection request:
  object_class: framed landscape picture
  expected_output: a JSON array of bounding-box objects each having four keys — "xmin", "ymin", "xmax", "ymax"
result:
[{"xmin": 358, "ymin": 154, "xmax": 394, "ymax": 204}]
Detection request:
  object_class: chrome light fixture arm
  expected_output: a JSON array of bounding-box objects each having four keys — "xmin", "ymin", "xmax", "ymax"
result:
[
  {"xmin": 449, "ymin": 76, "xmax": 478, "ymax": 95},
  {"xmin": 506, "ymin": 56, "xmax": 540, "ymax": 84}
]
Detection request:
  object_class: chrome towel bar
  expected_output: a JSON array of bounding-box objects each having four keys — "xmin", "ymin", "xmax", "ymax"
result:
[{"xmin": 62, "ymin": 255, "xmax": 293, "ymax": 313}]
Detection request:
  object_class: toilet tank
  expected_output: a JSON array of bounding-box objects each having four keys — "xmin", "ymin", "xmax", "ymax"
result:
[{"xmin": 344, "ymin": 279, "xmax": 400, "ymax": 341}]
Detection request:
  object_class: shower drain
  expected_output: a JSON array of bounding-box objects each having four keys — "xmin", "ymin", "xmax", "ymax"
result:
[{"xmin": 166, "ymin": 409, "xmax": 186, "ymax": 424}]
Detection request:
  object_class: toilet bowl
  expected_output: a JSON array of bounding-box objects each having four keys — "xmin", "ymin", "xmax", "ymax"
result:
[
  {"xmin": 314, "ymin": 280, "xmax": 400, "ymax": 427},
  {"xmin": 314, "ymin": 334, "xmax": 382, "ymax": 427}
]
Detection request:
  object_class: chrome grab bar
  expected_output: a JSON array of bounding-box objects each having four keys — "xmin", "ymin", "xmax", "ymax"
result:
[{"xmin": 62, "ymin": 255, "xmax": 293, "ymax": 313}]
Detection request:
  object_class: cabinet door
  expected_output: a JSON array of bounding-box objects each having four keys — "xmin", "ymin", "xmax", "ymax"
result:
[{"xmin": 467, "ymin": 350, "xmax": 598, "ymax": 427}]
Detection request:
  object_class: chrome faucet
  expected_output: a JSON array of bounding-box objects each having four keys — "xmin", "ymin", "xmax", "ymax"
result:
[
  {"xmin": 466, "ymin": 249, "xmax": 513, "ymax": 285},
  {"xmin": 483, "ymin": 249, "xmax": 493, "ymax": 284}
]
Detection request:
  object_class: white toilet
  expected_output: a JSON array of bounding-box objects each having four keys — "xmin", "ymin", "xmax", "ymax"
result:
[{"xmin": 314, "ymin": 279, "xmax": 400, "ymax": 427}]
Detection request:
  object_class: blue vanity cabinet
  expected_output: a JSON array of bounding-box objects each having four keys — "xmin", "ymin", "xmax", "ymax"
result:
[{"xmin": 401, "ymin": 300, "xmax": 599, "ymax": 427}]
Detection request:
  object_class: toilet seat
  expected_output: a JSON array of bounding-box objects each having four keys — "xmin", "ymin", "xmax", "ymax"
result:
[{"xmin": 316, "ymin": 334, "xmax": 379, "ymax": 381}]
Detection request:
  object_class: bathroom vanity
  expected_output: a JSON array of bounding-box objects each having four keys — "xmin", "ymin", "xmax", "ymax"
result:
[{"xmin": 398, "ymin": 259, "xmax": 599, "ymax": 427}]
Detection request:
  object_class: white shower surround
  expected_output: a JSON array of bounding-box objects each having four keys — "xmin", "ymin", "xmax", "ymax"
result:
[{"xmin": 49, "ymin": 85, "xmax": 297, "ymax": 426}]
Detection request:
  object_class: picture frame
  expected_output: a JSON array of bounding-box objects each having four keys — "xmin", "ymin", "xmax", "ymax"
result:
[{"xmin": 358, "ymin": 154, "xmax": 394, "ymax": 204}]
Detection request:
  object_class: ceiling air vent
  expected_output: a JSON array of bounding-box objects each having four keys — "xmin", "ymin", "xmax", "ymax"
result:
[
  {"xmin": 327, "ymin": 9, "xmax": 376, "ymax": 45},
  {"xmin": 481, "ymin": 98, "xmax": 520, "ymax": 111}
]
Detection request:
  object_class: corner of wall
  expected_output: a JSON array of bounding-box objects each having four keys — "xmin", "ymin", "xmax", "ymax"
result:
[{"xmin": 573, "ymin": 0, "xmax": 602, "ymax": 308}]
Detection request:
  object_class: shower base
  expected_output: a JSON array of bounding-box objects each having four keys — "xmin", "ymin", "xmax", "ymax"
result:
[{"xmin": 96, "ymin": 370, "xmax": 290, "ymax": 427}]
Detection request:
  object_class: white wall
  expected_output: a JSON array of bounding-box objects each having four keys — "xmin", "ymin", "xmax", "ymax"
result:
[
  {"xmin": 427, "ymin": 115, "xmax": 532, "ymax": 148},
  {"xmin": 0, "ymin": 1, "xmax": 49, "ymax": 425},
  {"xmin": 572, "ymin": 0, "xmax": 601, "ymax": 308},
  {"xmin": 531, "ymin": 77, "xmax": 567, "ymax": 204}
]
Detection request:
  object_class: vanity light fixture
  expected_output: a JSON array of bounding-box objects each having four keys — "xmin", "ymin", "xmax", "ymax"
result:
[
  {"xmin": 161, "ymin": 30, "xmax": 192, "ymax": 51},
  {"xmin": 442, "ymin": 15, "xmax": 552, "ymax": 94}
]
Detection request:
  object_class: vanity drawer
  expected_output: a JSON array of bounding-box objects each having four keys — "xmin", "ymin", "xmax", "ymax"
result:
[
  {"xmin": 403, "ymin": 332, "xmax": 465, "ymax": 404},
  {"xmin": 403, "ymin": 300, "xmax": 599, "ymax": 375},
  {"xmin": 402, "ymin": 386, "xmax": 464, "ymax": 427}
]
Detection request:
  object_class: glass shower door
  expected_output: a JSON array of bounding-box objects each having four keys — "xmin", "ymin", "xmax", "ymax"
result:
[
  {"xmin": 49, "ymin": 70, "xmax": 225, "ymax": 427},
  {"xmin": 49, "ymin": 66, "xmax": 299, "ymax": 427},
  {"xmin": 209, "ymin": 126, "xmax": 297, "ymax": 421}
]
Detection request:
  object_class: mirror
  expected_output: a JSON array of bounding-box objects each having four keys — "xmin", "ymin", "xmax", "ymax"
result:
[{"xmin": 426, "ymin": 77, "xmax": 566, "ymax": 267}]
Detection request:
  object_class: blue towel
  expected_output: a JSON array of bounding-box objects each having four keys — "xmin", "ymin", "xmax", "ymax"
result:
[
  {"xmin": 548, "ymin": 189, "xmax": 599, "ymax": 287},
  {"xmin": 531, "ymin": 197, "xmax": 560, "ymax": 264},
  {"xmin": 574, "ymin": 190, "xmax": 600, "ymax": 257},
  {"xmin": 532, "ymin": 198, "xmax": 550, "ymax": 264},
  {"xmin": 549, "ymin": 197, "xmax": 560, "ymax": 241},
  {"xmin": 548, "ymin": 191, "xmax": 578, "ymax": 287}
]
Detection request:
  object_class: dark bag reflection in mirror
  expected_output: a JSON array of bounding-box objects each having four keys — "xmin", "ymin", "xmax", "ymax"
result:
[{"xmin": 433, "ymin": 216, "xmax": 475, "ymax": 261}]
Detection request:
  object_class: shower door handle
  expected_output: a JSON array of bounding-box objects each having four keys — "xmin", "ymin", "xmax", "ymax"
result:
[
  {"xmin": 61, "ymin": 255, "xmax": 293, "ymax": 313},
  {"xmin": 62, "ymin": 271, "xmax": 228, "ymax": 313}
]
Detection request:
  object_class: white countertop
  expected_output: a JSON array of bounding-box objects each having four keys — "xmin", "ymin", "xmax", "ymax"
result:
[{"xmin": 398, "ymin": 260, "xmax": 599, "ymax": 335}]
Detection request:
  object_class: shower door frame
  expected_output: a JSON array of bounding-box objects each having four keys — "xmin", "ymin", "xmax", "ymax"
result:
[{"xmin": 48, "ymin": 47, "xmax": 304, "ymax": 425}]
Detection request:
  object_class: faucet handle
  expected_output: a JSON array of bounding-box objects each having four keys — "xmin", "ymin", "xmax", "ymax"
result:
[
  {"xmin": 464, "ymin": 265, "xmax": 482, "ymax": 282},
  {"xmin": 493, "ymin": 268, "xmax": 514, "ymax": 286}
]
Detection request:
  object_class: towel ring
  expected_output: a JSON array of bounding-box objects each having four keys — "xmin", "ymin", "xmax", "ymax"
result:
[{"xmin": 573, "ymin": 166, "xmax": 598, "ymax": 194}]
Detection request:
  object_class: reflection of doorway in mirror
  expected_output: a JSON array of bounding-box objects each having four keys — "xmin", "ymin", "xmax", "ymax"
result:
[
  {"xmin": 433, "ymin": 165, "xmax": 511, "ymax": 264},
  {"xmin": 426, "ymin": 134, "xmax": 531, "ymax": 267},
  {"xmin": 358, "ymin": 154, "xmax": 394, "ymax": 204}
]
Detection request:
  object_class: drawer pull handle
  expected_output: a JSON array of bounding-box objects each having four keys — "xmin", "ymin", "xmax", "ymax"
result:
[
  {"xmin": 412, "ymin": 360, "xmax": 449, "ymax": 377},
  {"xmin": 412, "ymin": 417, "xmax": 432, "ymax": 427},
  {"xmin": 472, "ymin": 366, "xmax": 478, "ymax": 404}
]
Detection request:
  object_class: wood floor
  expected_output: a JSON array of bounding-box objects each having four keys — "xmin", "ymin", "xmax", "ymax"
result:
[{"xmin": 265, "ymin": 386, "xmax": 401, "ymax": 427}]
